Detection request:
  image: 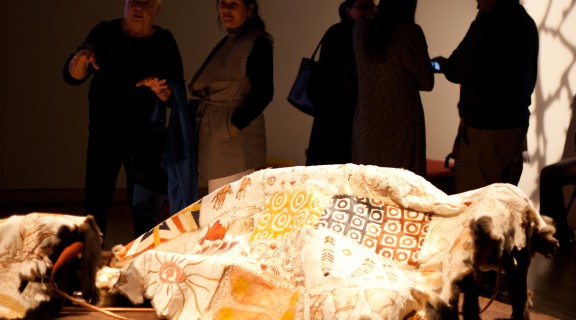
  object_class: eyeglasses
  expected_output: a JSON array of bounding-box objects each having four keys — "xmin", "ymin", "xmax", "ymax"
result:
[{"xmin": 352, "ymin": 3, "xmax": 375, "ymax": 11}]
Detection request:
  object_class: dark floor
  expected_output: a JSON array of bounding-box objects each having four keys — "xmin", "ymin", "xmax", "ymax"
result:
[
  {"xmin": 1, "ymin": 189, "xmax": 575, "ymax": 319},
  {"xmin": 527, "ymin": 244, "xmax": 576, "ymax": 320}
]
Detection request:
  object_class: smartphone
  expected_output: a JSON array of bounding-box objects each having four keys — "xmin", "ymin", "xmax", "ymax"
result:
[{"xmin": 431, "ymin": 60, "xmax": 441, "ymax": 73}]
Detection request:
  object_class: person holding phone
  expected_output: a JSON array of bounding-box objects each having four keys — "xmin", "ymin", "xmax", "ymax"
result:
[
  {"xmin": 431, "ymin": 0, "xmax": 538, "ymax": 193},
  {"xmin": 431, "ymin": 60, "xmax": 442, "ymax": 73}
]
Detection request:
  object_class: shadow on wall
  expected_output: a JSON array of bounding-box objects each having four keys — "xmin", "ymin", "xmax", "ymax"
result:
[
  {"xmin": 531, "ymin": 93, "xmax": 576, "ymax": 190},
  {"xmin": 530, "ymin": 90, "xmax": 576, "ymax": 226},
  {"xmin": 525, "ymin": 0, "xmax": 576, "ymax": 210}
]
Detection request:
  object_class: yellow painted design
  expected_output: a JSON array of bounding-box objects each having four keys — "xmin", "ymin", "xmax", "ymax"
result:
[
  {"xmin": 289, "ymin": 292, "xmax": 300, "ymax": 307},
  {"xmin": 280, "ymin": 309, "xmax": 295, "ymax": 320},
  {"xmin": 0, "ymin": 293, "xmax": 27, "ymax": 319},
  {"xmin": 215, "ymin": 307, "xmax": 234, "ymax": 320},
  {"xmin": 154, "ymin": 226, "xmax": 160, "ymax": 245},
  {"xmin": 251, "ymin": 189, "xmax": 326, "ymax": 241},
  {"xmin": 187, "ymin": 200, "xmax": 202, "ymax": 212},
  {"xmin": 182, "ymin": 211, "xmax": 198, "ymax": 231},
  {"xmin": 215, "ymin": 307, "xmax": 270, "ymax": 319},
  {"xmin": 231, "ymin": 276, "xmax": 251, "ymax": 296}
]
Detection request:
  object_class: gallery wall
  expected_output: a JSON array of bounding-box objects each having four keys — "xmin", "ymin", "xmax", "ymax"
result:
[{"xmin": 1, "ymin": 0, "xmax": 575, "ymax": 226}]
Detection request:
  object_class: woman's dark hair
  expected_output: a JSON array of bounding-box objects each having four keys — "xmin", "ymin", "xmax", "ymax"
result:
[
  {"xmin": 339, "ymin": 0, "xmax": 356, "ymax": 22},
  {"xmin": 216, "ymin": 0, "xmax": 272, "ymax": 41},
  {"xmin": 366, "ymin": 0, "xmax": 417, "ymax": 61}
]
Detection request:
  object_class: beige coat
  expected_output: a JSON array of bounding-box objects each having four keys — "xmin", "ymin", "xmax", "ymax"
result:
[{"xmin": 190, "ymin": 29, "xmax": 267, "ymax": 180}]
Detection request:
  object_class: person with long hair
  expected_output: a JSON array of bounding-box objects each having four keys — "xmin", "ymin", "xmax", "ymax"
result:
[
  {"xmin": 189, "ymin": 0, "xmax": 273, "ymax": 193},
  {"xmin": 306, "ymin": 0, "xmax": 375, "ymax": 166},
  {"xmin": 352, "ymin": 0, "xmax": 434, "ymax": 176}
]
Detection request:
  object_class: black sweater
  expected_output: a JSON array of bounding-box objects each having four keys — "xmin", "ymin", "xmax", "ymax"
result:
[
  {"xmin": 64, "ymin": 19, "xmax": 184, "ymax": 133},
  {"xmin": 443, "ymin": 1, "xmax": 538, "ymax": 129}
]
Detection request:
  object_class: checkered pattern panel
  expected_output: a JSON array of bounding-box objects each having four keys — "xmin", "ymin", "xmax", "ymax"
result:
[{"xmin": 317, "ymin": 195, "xmax": 432, "ymax": 265}]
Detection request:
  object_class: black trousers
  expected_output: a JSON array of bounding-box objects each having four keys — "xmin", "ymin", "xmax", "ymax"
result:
[
  {"xmin": 539, "ymin": 157, "xmax": 576, "ymax": 243},
  {"xmin": 83, "ymin": 129, "xmax": 135, "ymax": 239}
]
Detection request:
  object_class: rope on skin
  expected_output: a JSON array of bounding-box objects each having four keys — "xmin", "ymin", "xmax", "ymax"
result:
[
  {"xmin": 50, "ymin": 241, "xmax": 155, "ymax": 320},
  {"xmin": 479, "ymin": 257, "xmax": 504, "ymax": 314}
]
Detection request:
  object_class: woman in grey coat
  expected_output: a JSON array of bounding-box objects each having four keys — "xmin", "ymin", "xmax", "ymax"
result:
[
  {"xmin": 189, "ymin": 0, "xmax": 273, "ymax": 193},
  {"xmin": 352, "ymin": 0, "xmax": 434, "ymax": 176}
]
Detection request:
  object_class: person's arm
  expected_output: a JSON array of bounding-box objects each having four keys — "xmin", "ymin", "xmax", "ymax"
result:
[
  {"xmin": 230, "ymin": 35, "xmax": 274, "ymax": 130},
  {"xmin": 68, "ymin": 47, "xmax": 99, "ymax": 80},
  {"xmin": 136, "ymin": 30, "xmax": 185, "ymax": 102},
  {"xmin": 63, "ymin": 21, "xmax": 106, "ymax": 85},
  {"xmin": 404, "ymin": 24, "xmax": 434, "ymax": 92},
  {"xmin": 158, "ymin": 30, "xmax": 185, "ymax": 102},
  {"xmin": 63, "ymin": 46, "xmax": 96, "ymax": 85},
  {"xmin": 136, "ymin": 76, "xmax": 172, "ymax": 102},
  {"xmin": 443, "ymin": 19, "xmax": 484, "ymax": 84}
]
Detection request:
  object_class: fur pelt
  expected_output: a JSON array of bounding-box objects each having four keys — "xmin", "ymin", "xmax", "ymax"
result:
[
  {"xmin": 48, "ymin": 214, "xmax": 103, "ymax": 303},
  {"xmin": 0, "ymin": 213, "xmax": 103, "ymax": 319},
  {"xmin": 423, "ymin": 200, "xmax": 559, "ymax": 320},
  {"xmin": 459, "ymin": 213, "xmax": 559, "ymax": 320}
]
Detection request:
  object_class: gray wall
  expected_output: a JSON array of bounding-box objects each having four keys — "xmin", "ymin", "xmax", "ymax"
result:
[{"xmin": 1, "ymin": 0, "xmax": 575, "ymax": 226}]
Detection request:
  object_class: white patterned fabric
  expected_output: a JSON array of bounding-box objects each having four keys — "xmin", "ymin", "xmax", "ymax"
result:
[
  {"xmin": 0, "ymin": 213, "xmax": 90, "ymax": 319},
  {"xmin": 104, "ymin": 164, "xmax": 550, "ymax": 320}
]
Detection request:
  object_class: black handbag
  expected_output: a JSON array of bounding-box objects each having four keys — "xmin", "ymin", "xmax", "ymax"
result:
[
  {"xmin": 287, "ymin": 40, "xmax": 322, "ymax": 116},
  {"xmin": 130, "ymin": 103, "xmax": 168, "ymax": 194}
]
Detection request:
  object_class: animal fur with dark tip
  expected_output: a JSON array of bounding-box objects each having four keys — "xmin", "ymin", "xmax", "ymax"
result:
[
  {"xmin": 461, "ymin": 215, "xmax": 558, "ymax": 320},
  {"xmin": 424, "ymin": 214, "xmax": 559, "ymax": 320},
  {"xmin": 22, "ymin": 215, "xmax": 103, "ymax": 319}
]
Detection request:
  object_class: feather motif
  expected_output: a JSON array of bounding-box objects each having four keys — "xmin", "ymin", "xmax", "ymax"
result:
[
  {"xmin": 351, "ymin": 258, "xmax": 375, "ymax": 278},
  {"xmin": 321, "ymin": 236, "xmax": 335, "ymax": 276}
]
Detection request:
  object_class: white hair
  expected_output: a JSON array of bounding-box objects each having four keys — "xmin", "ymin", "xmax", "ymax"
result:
[{"xmin": 125, "ymin": 0, "xmax": 163, "ymax": 7}]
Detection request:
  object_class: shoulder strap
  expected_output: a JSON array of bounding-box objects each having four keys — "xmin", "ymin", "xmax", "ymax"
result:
[{"xmin": 311, "ymin": 38, "xmax": 322, "ymax": 60}]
